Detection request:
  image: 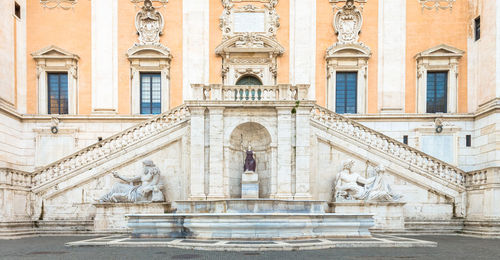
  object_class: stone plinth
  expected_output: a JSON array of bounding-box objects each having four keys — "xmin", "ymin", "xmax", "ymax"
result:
[
  {"xmin": 127, "ymin": 213, "xmax": 374, "ymax": 239},
  {"xmin": 241, "ymin": 171, "xmax": 259, "ymax": 199},
  {"xmin": 330, "ymin": 202, "xmax": 406, "ymax": 231},
  {"xmin": 93, "ymin": 203, "xmax": 171, "ymax": 232},
  {"xmin": 173, "ymin": 199, "xmax": 328, "ymax": 214}
]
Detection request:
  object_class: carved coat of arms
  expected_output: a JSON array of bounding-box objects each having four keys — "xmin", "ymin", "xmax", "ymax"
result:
[
  {"xmin": 333, "ymin": 0, "xmax": 362, "ymax": 44},
  {"xmin": 135, "ymin": 0, "xmax": 164, "ymax": 45}
]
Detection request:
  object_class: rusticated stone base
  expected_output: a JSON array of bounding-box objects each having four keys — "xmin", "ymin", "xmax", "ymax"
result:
[
  {"xmin": 127, "ymin": 213, "xmax": 374, "ymax": 240},
  {"xmin": 93, "ymin": 203, "xmax": 172, "ymax": 232}
]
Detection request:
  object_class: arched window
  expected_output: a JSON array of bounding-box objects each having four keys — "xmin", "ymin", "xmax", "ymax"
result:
[{"xmin": 236, "ymin": 75, "xmax": 263, "ymax": 85}]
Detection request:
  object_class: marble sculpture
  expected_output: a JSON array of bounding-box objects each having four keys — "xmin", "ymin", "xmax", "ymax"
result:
[
  {"xmin": 99, "ymin": 160, "xmax": 165, "ymax": 203},
  {"xmin": 334, "ymin": 159, "xmax": 401, "ymax": 202}
]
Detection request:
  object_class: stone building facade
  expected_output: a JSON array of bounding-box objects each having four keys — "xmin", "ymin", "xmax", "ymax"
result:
[{"xmin": 0, "ymin": 0, "xmax": 499, "ymax": 237}]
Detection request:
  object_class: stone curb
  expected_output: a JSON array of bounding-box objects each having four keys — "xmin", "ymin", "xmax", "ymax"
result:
[{"xmin": 65, "ymin": 235, "xmax": 437, "ymax": 251}]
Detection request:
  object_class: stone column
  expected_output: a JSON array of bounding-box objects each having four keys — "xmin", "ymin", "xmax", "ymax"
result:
[
  {"xmin": 189, "ymin": 107, "xmax": 206, "ymax": 200},
  {"xmin": 207, "ymin": 107, "xmax": 225, "ymax": 199},
  {"xmin": 274, "ymin": 107, "xmax": 293, "ymax": 199},
  {"xmin": 294, "ymin": 106, "xmax": 312, "ymax": 199}
]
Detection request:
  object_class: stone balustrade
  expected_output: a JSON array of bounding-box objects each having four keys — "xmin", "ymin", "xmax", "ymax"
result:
[
  {"xmin": 32, "ymin": 105, "xmax": 190, "ymax": 189},
  {"xmin": 465, "ymin": 170, "xmax": 488, "ymax": 187},
  {"xmin": 191, "ymin": 84, "xmax": 310, "ymax": 101},
  {"xmin": 310, "ymin": 105, "xmax": 466, "ymax": 188},
  {"xmin": 0, "ymin": 168, "xmax": 32, "ymax": 188}
]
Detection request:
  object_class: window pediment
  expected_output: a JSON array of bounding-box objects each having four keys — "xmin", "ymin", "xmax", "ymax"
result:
[
  {"xmin": 326, "ymin": 44, "xmax": 371, "ymax": 59},
  {"xmin": 415, "ymin": 44, "xmax": 464, "ymax": 59},
  {"xmin": 127, "ymin": 45, "xmax": 172, "ymax": 60},
  {"xmin": 31, "ymin": 45, "xmax": 79, "ymax": 61}
]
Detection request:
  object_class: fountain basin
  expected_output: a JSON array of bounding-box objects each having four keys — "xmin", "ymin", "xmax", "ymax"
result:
[{"xmin": 127, "ymin": 213, "xmax": 374, "ymax": 240}]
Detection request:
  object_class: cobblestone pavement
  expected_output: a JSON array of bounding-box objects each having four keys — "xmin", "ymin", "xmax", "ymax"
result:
[{"xmin": 0, "ymin": 235, "xmax": 499, "ymax": 260}]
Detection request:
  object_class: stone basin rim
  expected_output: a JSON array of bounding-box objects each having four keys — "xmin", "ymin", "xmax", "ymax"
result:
[
  {"xmin": 173, "ymin": 199, "xmax": 328, "ymax": 203},
  {"xmin": 126, "ymin": 213, "xmax": 375, "ymax": 217}
]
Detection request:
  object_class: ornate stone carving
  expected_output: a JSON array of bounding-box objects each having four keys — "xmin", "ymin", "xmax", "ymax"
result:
[
  {"xmin": 333, "ymin": 0, "xmax": 363, "ymax": 45},
  {"xmin": 219, "ymin": 0, "xmax": 280, "ymax": 40},
  {"xmin": 131, "ymin": 0, "xmax": 168, "ymax": 8},
  {"xmin": 419, "ymin": 0, "xmax": 455, "ymax": 11},
  {"xmin": 40, "ymin": 0, "xmax": 77, "ymax": 10},
  {"xmin": 334, "ymin": 160, "xmax": 401, "ymax": 202},
  {"xmin": 135, "ymin": 0, "xmax": 164, "ymax": 46},
  {"xmin": 99, "ymin": 160, "xmax": 165, "ymax": 203}
]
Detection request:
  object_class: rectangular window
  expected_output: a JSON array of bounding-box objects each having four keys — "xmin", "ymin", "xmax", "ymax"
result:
[
  {"xmin": 426, "ymin": 71, "xmax": 448, "ymax": 113},
  {"xmin": 140, "ymin": 73, "xmax": 161, "ymax": 115},
  {"xmin": 466, "ymin": 135, "xmax": 472, "ymax": 147},
  {"xmin": 336, "ymin": 72, "xmax": 357, "ymax": 114},
  {"xmin": 47, "ymin": 73, "xmax": 68, "ymax": 114},
  {"xmin": 14, "ymin": 2, "xmax": 20, "ymax": 19},
  {"xmin": 474, "ymin": 16, "xmax": 480, "ymax": 41},
  {"xmin": 403, "ymin": 135, "xmax": 408, "ymax": 145}
]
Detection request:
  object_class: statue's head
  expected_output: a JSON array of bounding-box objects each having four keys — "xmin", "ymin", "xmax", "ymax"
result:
[
  {"xmin": 144, "ymin": 0, "xmax": 153, "ymax": 8},
  {"xmin": 143, "ymin": 160, "xmax": 160, "ymax": 175},
  {"xmin": 375, "ymin": 164, "xmax": 386, "ymax": 173},
  {"xmin": 346, "ymin": 0, "xmax": 354, "ymax": 7},
  {"xmin": 143, "ymin": 160, "xmax": 155, "ymax": 167},
  {"xmin": 342, "ymin": 159, "xmax": 354, "ymax": 170}
]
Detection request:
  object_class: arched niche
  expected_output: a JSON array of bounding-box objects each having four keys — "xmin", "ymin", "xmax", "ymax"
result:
[{"xmin": 227, "ymin": 122, "xmax": 272, "ymax": 198}]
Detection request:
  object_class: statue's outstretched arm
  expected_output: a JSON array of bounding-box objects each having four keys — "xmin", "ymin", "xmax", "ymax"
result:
[{"xmin": 112, "ymin": 171, "xmax": 141, "ymax": 183}]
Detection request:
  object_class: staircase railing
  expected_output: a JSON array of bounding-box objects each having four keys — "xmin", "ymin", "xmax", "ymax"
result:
[
  {"xmin": 310, "ymin": 105, "xmax": 466, "ymax": 189},
  {"xmin": 0, "ymin": 168, "xmax": 32, "ymax": 188},
  {"xmin": 32, "ymin": 105, "xmax": 190, "ymax": 189}
]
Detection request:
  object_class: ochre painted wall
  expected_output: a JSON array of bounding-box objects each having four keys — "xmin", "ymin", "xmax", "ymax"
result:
[
  {"xmin": 316, "ymin": 0, "xmax": 378, "ymax": 112},
  {"xmin": 406, "ymin": 0, "xmax": 468, "ymax": 113},
  {"xmin": 209, "ymin": 0, "xmax": 223, "ymax": 84},
  {"xmin": 26, "ymin": 2, "xmax": 92, "ymax": 114}
]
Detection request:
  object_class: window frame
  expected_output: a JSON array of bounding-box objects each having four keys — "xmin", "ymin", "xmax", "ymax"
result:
[
  {"xmin": 335, "ymin": 71, "xmax": 358, "ymax": 114},
  {"xmin": 415, "ymin": 44, "xmax": 464, "ymax": 114},
  {"xmin": 426, "ymin": 71, "xmax": 448, "ymax": 113},
  {"xmin": 139, "ymin": 72, "xmax": 162, "ymax": 115},
  {"xmin": 47, "ymin": 72, "xmax": 69, "ymax": 115},
  {"xmin": 32, "ymin": 46, "xmax": 79, "ymax": 115},
  {"xmin": 474, "ymin": 16, "xmax": 480, "ymax": 41}
]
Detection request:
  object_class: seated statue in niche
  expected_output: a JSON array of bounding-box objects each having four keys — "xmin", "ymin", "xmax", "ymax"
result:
[
  {"xmin": 244, "ymin": 146, "xmax": 256, "ymax": 172},
  {"xmin": 99, "ymin": 160, "xmax": 165, "ymax": 203},
  {"xmin": 334, "ymin": 159, "xmax": 401, "ymax": 202}
]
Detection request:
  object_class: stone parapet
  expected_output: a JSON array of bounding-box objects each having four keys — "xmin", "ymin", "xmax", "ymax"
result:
[{"xmin": 93, "ymin": 203, "xmax": 172, "ymax": 232}]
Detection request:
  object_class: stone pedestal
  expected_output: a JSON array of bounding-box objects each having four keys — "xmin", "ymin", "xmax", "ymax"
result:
[
  {"xmin": 93, "ymin": 203, "xmax": 171, "ymax": 232},
  {"xmin": 330, "ymin": 202, "xmax": 406, "ymax": 231},
  {"xmin": 241, "ymin": 171, "xmax": 259, "ymax": 199}
]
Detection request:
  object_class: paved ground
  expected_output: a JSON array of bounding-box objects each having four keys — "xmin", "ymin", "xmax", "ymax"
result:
[{"xmin": 0, "ymin": 235, "xmax": 499, "ymax": 259}]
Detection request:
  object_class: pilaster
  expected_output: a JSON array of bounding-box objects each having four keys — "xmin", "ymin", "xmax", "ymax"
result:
[
  {"xmin": 294, "ymin": 106, "xmax": 312, "ymax": 199},
  {"xmin": 189, "ymin": 107, "xmax": 206, "ymax": 200},
  {"xmin": 207, "ymin": 107, "xmax": 225, "ymax": 199},
  {"xmin": 274, "ymin": 107, "xmax": 293, "ymax": 199}
]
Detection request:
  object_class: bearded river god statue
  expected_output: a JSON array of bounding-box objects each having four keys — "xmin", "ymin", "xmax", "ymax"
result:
[
  {"xmin": 99, "ymin": 160, "xmax": 165, "ymax": 203},
  {"xmin": 334, "ymin": 159, "xmax": 401, "ymax": 202}
]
